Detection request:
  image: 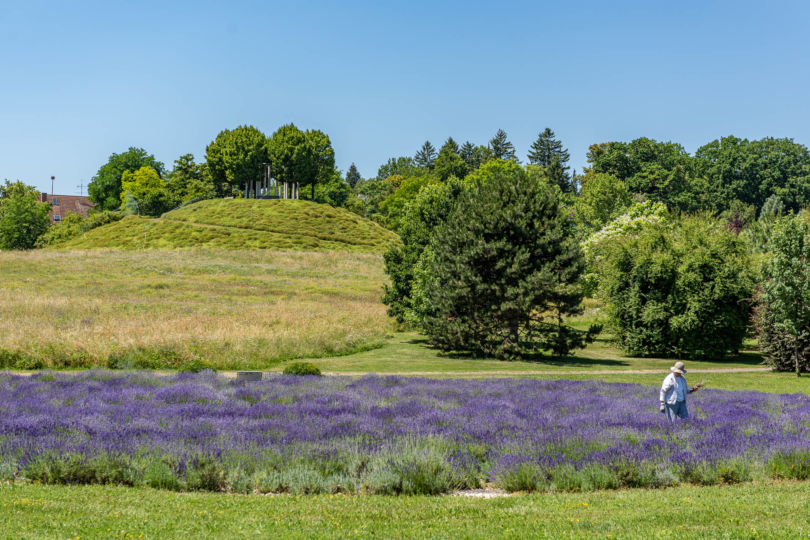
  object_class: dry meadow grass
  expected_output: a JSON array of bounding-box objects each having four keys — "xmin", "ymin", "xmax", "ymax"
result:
[{"xmin": 0, "ymin": 249, "xmax": 393, "ymax": 369}]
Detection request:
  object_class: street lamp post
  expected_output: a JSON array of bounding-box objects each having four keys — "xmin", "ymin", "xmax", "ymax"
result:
[{"xmin": 51, "ymin": 176, "xmax": 55, "ymax": 198}]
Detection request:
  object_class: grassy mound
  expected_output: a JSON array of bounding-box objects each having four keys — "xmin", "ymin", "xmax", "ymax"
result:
[{"xmin": 52, "ymin": 199, "xmax": 399, "ymax": 253}]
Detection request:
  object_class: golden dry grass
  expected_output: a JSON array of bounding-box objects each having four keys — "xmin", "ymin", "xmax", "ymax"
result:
[{"xmin": 0, "ymin": 249, "xmax": 393, "ymax": 369}]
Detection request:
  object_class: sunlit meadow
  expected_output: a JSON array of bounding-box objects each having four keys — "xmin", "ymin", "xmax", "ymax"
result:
[{"xmin": 0, "ymin": 249, "xmax": 393, "ymax": 370}]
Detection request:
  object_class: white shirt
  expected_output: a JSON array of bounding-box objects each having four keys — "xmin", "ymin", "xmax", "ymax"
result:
[{"xmin": 660, "ymin": 373, "xmax": 689, "ymax": 405}]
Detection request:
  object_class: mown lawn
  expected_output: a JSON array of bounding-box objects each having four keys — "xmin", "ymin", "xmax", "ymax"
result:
[
  {"xmin": 0, "ymin": 249, "xmax": 392, "ymax": 370},
  {"xmin": 2, "ymin": 481, "xmax": 808, "ymax": 539},
  {"xmin": 289, "ymin": 333, "xmax": 768, "ymax": 374}
]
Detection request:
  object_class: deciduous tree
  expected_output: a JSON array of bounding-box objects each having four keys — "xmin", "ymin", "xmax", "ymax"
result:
[
  {"xmin": 757, "ymin": 216, "xmax": 810, "ymax": 375},
  {"xmin": 87, "ymin": 147, "xmax": 165, "ymax": 211},
  {"xmin": 695, "ymin": 136, "xmax": 810, "ymax": 213},
  {"xmin": 601, "ymin": 215, "xmax": 754, "ymax": 359},
  {"xmin": 0, "ymin": 181, "xmax": 51, "ymax": 249},
  {"xmin": 434, "ymin": 137, "xmax": 468, "ymax": 181},
  {"xmin": 575, "ymin": 172, "xmax": 632, "ymax": 231},
  {"xmin": 205, "ymin": 125, "xmax": 268, "ymax": 196},
  {"xmin": 383, "ymin": 178, "xmax": 468, "ymax": 322},
  {"xmin": 120, "ymin": 166, "xmax": 178, "ymax": 217},
  {"xmin": 266, "ymin": 124, "xmax": 336, "ymax": 199}
]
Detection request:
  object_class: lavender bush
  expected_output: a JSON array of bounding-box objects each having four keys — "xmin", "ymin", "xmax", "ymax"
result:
[{"xmin": 0, "ymin": 371, "xmax": 808, "ymax": 494}]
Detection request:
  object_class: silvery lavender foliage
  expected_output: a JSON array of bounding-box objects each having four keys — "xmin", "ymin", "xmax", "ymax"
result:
[{"xmin": 0, "ymin": 371, "xmax": 808, "ymax": 492}]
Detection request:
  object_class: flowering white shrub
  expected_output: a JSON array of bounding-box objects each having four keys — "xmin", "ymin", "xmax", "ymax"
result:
[{"xmin": 583, "ymin": 201, "xmax": 669, "ymax": 261}]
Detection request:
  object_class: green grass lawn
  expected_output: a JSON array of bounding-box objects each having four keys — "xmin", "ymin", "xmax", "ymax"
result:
[
  {"xmin": 288, "ymin": 332, "xmax": 768, "ymax": 374},
  {"xmin": 3, "ymin": 481, "xmax": 808, "ymax": 539}
]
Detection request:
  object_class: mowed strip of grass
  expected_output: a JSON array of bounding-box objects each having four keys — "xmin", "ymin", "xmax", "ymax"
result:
[
  {"xmin": 289, "ymin": 332, "xmax": 768, "ymax": 374},
  {"xmin": 2, "ymin": 482, "xmax": 808, "ymax": 539},
  {"xmin": 0, "ymin": 249, "xmax": 392, "ymax": 370}
]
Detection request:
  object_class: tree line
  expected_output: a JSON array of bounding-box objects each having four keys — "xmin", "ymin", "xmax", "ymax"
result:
[{"xmin": 87, "ymin": 124, "xmax": 340, "ymax": 217}]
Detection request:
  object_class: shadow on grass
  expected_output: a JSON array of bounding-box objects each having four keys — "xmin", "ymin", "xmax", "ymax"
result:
[
  {"xmin": 402, "ymin": 333, "xmax": 767, "ymax": 368},
  {"xmin": 409, "ymin": 339, "xmax": 631, "ymax": 367},
  {"xmin": 723, "ymin": 351, "xmax": 768, "ymax": 366}
]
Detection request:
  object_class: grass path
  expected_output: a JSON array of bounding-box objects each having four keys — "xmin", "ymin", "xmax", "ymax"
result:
[{"xmin": 317, "ymin": 367, "xmax": 771, "ymax": 376}]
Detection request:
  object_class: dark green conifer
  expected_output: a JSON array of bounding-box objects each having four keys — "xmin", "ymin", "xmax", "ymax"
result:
[
  {"xmin": 414, "ymin": 141, "xmax": 437, "ymax": 169},
  {"xmin": 528, "ymin": 128, "xmax": 572, "ymax": 192}
]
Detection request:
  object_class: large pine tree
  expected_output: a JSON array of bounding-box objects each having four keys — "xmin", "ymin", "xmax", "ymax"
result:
[
  {"xmin": 414, "ymin": 140, "xmax": 438, "ymax": 169},
  {"xmin": 488, "ymin": 129, "xmax": 518, "ymax": 162},
  {"xmin": 528, "ymin": 128, "xmax": 572, "ymax": 192},
  {"xmin": 415, "ymin": 161, "xmax": 596, "ymax": 359}
]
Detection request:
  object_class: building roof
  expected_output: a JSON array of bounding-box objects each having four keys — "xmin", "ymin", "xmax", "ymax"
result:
[{"xmin": 39, "ymin": 193, "xmax": 96, "ymax": 222}]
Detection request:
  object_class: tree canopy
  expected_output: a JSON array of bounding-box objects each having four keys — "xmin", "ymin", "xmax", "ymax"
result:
[
  {"xmin": 346, "ymin": 163, "xmax": 362, "ymax": 188},
  {"xmin": 528, "ymin": 128, "xmax": 572, "ymax": 192},
  {"xmin": 600, "ymin": 215, "xmax": 754, "ymax": 359},
  {"xmin": 120, "ymin": 166, "xmax": 177, "ymax": 217},
  {"xmin": 410, "ymin": 160, "xmax": 595, "ymax": 359},
  {"xmin": 0, "ymin": 181, "xmax": 51, "ymax": 250},
  {"xmin": 205, "ymin": 125, "xmax": 267, "ymax": 196},
  {"xmin": 414, "ymin": 141, "xmax": 437, "ymax": 169},
  {"xmin": 434, "ymin": 138, "xmax": 468, "ymax": 181},
  {"xmin": 87, "ymin": 147, "xmax": 165, "ymax": 211},
  {"xmin": 695, "ymin": 136, "xmax": 810, "ymax": 213},
  {"xmin": 266, "ymin": 124, "xmax": 336, "ymax": 198},
  {"xmin": 488, "ymin": 129, "xmax": 517, "ymax": 162},
  {"xmin": 756, "ymin": 215, "xmax": 810, "ymax": 375}
]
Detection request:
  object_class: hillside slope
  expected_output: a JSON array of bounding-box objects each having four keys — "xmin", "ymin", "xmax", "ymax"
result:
[{"xmin": 53, "ymin": 199, "xmax": 399, "ymax": 253}]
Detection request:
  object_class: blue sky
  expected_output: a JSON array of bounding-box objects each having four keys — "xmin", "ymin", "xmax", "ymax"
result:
[{"xmin": 2, "ymin": 0, "xmax": 809, "ymax": 195}]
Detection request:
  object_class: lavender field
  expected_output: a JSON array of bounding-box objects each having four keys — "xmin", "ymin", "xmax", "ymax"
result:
[{"xmin": 1, "ymin": 371, "xmax": 809, "ymax": 494}]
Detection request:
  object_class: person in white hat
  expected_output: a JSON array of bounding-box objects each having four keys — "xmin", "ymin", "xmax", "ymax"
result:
[{"xmin": 659, "ymin": 361, "xmax": 703, "ymax": 422}]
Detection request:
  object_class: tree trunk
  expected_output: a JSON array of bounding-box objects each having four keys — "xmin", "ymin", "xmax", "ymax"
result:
[
  {"xmin": 796, "ymin": 344, "xmax": 802, "ymax": 377},
  {"xmin": 312, "ymin": 183, "xmax": 315, "ymax": 200},
  {"xmin": 509, "ymin": 316, "xmax": 519, "ymax": 350}
]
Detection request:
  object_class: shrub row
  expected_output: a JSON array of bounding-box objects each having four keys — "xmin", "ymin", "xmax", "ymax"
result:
[
  {"xmin": 0, "ymin": 346, "xmax": 208, "ymax": 372},
  {"xmin": 3, "ymin": 451, "xmax": 809, "ymax": 495},
  {"xmin": 3, "ymin": 441, "xmax": 479, "ymax": 495},
  {"xmin": 494, "ymin": 456, "xmax": 810, "ymax": 493}
]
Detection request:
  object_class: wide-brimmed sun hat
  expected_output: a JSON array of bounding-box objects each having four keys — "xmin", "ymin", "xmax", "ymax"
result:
[{"xmin": 670, "ymin": 361, "xmax": 687, "ymax": 374}]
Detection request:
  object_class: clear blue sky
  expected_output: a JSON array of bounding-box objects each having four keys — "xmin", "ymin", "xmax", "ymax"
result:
[{"xmin": 2, "ymin": 0, "xmax": 809, "ymax": 195}]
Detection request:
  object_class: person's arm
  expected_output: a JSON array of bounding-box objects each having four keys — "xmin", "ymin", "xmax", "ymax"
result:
[
  {"xmin": 688, "ymin": 381, "xmax": 705, "ymax": 393},
  {"xmin": 660, "ymin": 375, "xmax": 673, "ymax": 403}
]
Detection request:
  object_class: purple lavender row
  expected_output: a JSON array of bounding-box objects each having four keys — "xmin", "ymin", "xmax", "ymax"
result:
[{"xmin": 0, "ymin": 371, "xmax": 808, "ymax": 493}]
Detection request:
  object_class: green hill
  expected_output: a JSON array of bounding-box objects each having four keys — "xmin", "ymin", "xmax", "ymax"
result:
[{"xmin": 53, "ymin": 199, "xmax": 399, "ymax": 253}]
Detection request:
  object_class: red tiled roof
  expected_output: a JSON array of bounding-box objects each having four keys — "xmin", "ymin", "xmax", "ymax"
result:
[{"xmin": 39, "ymin": 193, "xmax": 96, "ymax": 222}]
